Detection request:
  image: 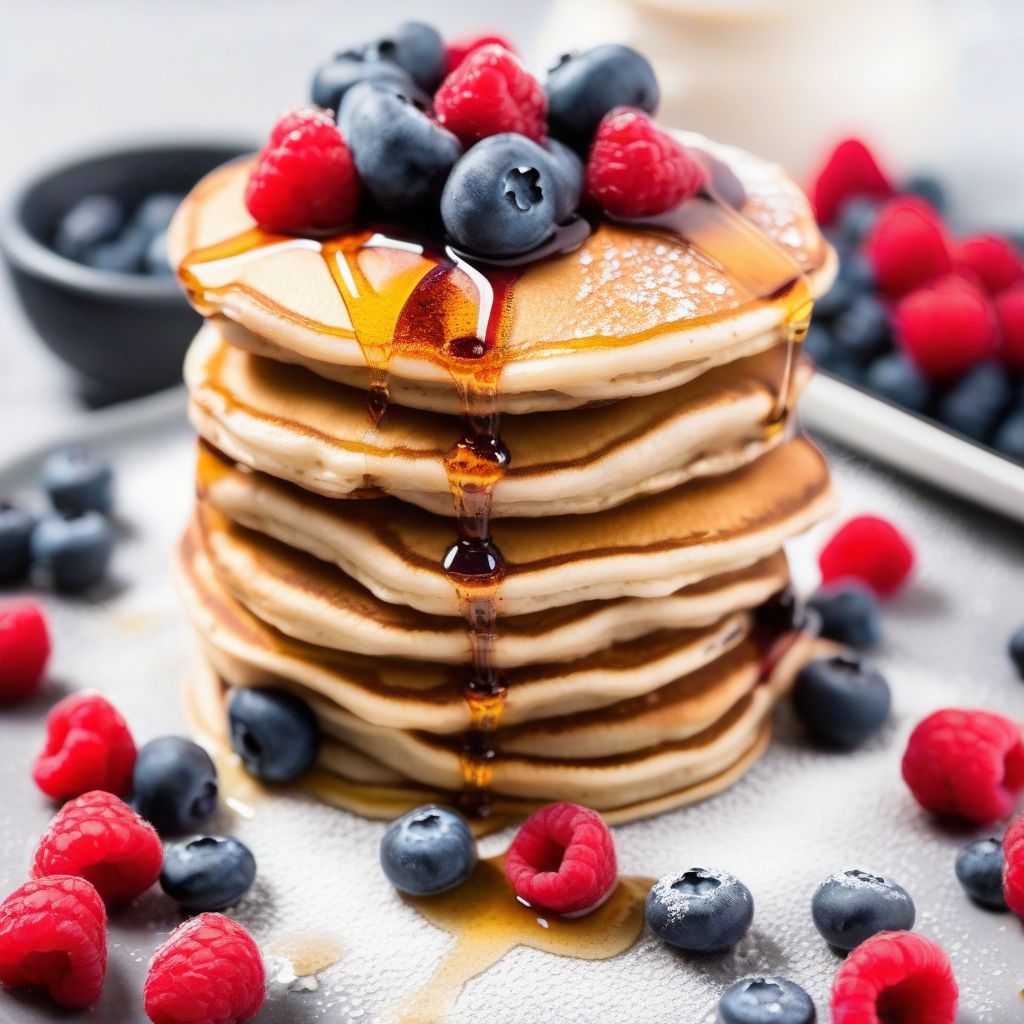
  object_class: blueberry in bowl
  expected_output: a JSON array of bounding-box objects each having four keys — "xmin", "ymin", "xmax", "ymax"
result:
[{"xmin": 0, "ymin": 142, "xmax": 250, "ymax": 403}]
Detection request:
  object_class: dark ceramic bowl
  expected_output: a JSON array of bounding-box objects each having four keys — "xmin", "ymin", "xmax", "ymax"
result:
[{"xmin": 0, "ymin": 141, "xmax": 251, "ymax": 403}]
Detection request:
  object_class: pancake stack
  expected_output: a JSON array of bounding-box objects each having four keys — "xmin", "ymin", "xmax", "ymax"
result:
[{"xmin": 169, "ymin": 131, "xmax": 837, "ymax": 824}]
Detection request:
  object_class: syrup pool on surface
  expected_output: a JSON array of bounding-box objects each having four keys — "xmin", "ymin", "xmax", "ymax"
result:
[
  {"xmin": 385, "ymin": 856, "xmax": 652, "ymax": 1024},
  {"xmin": 267, "ymin": 931, "xmax": 345, "ymax": 991}
]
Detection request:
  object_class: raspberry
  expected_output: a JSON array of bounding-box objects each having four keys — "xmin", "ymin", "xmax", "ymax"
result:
[
  {"xmin": 830, "ymin": 931, "xmax": 958, "ymax": 1024},
  {"xmin": 995, "ymin": 281, "xmax": 1024, "ymax": 370},
  {"xmin": 0, "ymin": 598, "xmax": 51, "ymax": 703},
  {"xmin": 901, "ymin": 709, "xmax": 1024, "ymax": 824},
  {"xmin": 445, "ymin": 33, "xmax": 517, "ymax": 75},
  {"xmin": 954, "ymin": 234, "xmax": 1024, "ymax": 296},
  {"xmin": 585, "ymin": 108, "xmax": 706, "ymax": 218},
  {"xmin": 32, "ymin": 691, "xmax": 137, "ymax": 802},
  {"xmin": 864, "ymin": 197, "xmax": 953, "ymax": 298},
  {"xmin": 144, "ymin": 913, "xmax": 265, "ymax": 1024},
  {"xmin": 1003, "ymin": 813, "xmax": 1024, "ymax": 916},
  {"xmin": 894, "ymin": 274, "xmax": 998, "ymax": 380},
  {"xmin": 818, "ymin": 515, "xmax": 914, "ymax": 597},
  {"xmin": 434, "ymin": 44, "xmax": 546, "ymax": 145},
  {"xmin": 245, "ymin": 107, "xmax": 360, "ymax": 234},
  {"xmin": 32, "ymin": 790, "xmax": 163, "ymax": 907},
  {"xmin": 505, "ymin": 802, "xmax": 617, "ymax": 916},
  {"xmin": 809, "ymin": 138, "xmax": 893, "ymax": 226},
  {"xmin": 0, "ymin": 875, "xmax": 106, "ymax": 1009}
]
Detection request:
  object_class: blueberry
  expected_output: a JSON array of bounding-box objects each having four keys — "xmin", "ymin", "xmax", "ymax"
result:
[
  {"xmin": 955, "ymin": 837, "xmax": 1006, "ymax": 910},
  {"xmin": 132, "ymin": 192, "xmax": 183, "ymax": 235},
  {"xmin": 1009, "ymin": 625, "xmax": 1024, "ymax": 679},
  {"xmin": 864, "ymin": 352, "xmax": 931, "ymax": 412},
  {"xmin": 41, "ymin": 447, "xmax": 113, "ymax": 515},
  {"xmin": 902, "ymin": 172, "xmax": 947, "ymax": 214},
  {"xmin": 546, "ymin": 44, "xmax": 660, "ymax": 151},
  {"xmin": 0, "ymin": 501, "xmax": 35, "ymax": 583},
  {"xmin": 717, "ymin": 976, "xmax": 816, "ymax": 1024},
  {"xmin": 160, "ymin": 835, "xmax": 257, "ymax": 911},
  {"xmin": 542, "ymin": 138, "xmax": 584, "ymax": 222},
  {"xmin": 31, "ymin": 511, "xmax": 114, "ymax": 593},
  {"xmin": 312, "ymin": 51, "xmax": 415, "ymax": 112},
  {"xmin": 813, "ymin": 275, "xmax": 856, "ymax": 321},
  {"xmin": 82, "ymin": 226, "xmax": 150, "ymax": 274},
  {"xmin": 803, "ymin": 324, "xmax": 862, "ymax": 381},
  {"xmin": 792, "ymin": 655, "xmax": 891, "ymax": 750},
  {"xmin": 365, "ymin": 21, "xmax": 445, "ymax": 92},
  {"xmin": 831, "ymin": 294, "xmax": 890, "ymax": 362},
  {"xmin": 839, "ymin": 250, "xmax": 876, "ymax": 293},
  {"xmin": 54, "ymin": 194, "xmax": 124, "ymax": 261},
  {"xmin": 380, "ymin": 804, "xmax": 477, "ymax": 895},
  {"xmin": 442, "ymin": 134, "xmax": 559, "ymax": 257},
  {"xmin": 144, "ymin": 230, "xmax": 173, "ymax": 276},
  {"xmin": 807, "ymin": 581, "xmax": 881, "ymax": 649},
  {"xmin": 994, "ymin": 408, "xmax": 1024, "ymax": 463},
  {"xmin": 811, "ymin": 868, "xmax": 915, "ymax": 950},
  {"xmin": 646, "ymin": 868, "xmax": 754, "ymax": 953},
  {"xmin": 836, "ymin": 197, "xmax": 879, "ymax": 246},
  {"xmin": 336, "ymin": 78, "xmax": 432, "ymax": 137},
  {"xmin": 228, "ymin": 687, "xmax": 320, "ymax": 783},
  {"xmin": 344, "ymin": 84, "xmax": 461, "ymax": 212},
  {"xmin": 938, "ymin": 362, "xmax": 1014, "ymax": 442},
  {"xmin": 133, "ymin": 736, "xmax": 219, "ymax": 835}
]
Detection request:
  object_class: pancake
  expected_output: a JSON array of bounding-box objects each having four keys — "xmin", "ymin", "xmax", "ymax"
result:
[
  {"xmin": 186, "ymin": 322, "xmax": 807, "ymax": 517},
  {"xmin": 168, "ymin": 135, "xmax": 837, "ymax": 414},
  {"xmin": 196, "ymin": 435, "xmax": 835, "ymax": 617}
]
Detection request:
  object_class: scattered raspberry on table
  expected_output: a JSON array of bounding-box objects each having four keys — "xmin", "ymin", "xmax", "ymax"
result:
[
  {"xmin": 0, "ymin": 598, "xmax": 51, "ymax": 703},
  {"xmin": 818, "ymin": 515, "xmax": 915, "ymax": 597}
]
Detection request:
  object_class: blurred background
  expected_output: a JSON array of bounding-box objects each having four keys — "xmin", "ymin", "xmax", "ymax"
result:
[{"xmin": 1, "ymin": 0, "xmax": 1022, "ymax": 463}]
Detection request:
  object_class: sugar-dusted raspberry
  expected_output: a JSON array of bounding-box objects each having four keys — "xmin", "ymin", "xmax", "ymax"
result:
[
  {"xmin": 894, "ymin": 274, "xmax": 998, "ymax": 381},
  {"xmin": 809, "ymin": 138, "xmax": 893, "ymax": 226},
  {"xmin": 32, "ymin": 790, "xmax": 163, "ymax": 907},
  {"xmin": 505, "ymin": 802, "xmax": 617, "ymax": 916},
  {"xmin": 954, "ymin": 234, "xmax": 1024, "ymax": 296},
  {"xmin": 865, "ymin": 197, "xmax": 953, "ymax": 298},
  {"xmin": 245, "ymin": 106, "xmax": 360, "ymax": 234},
  {"xmin": 32, "ymin": 691, "xmax": 137, "ymax": 801},
  {"xmin": 1002, "ymin": 813, "xmax": 1024, "ymax": 916},
  {"xmin": 434, "ymin": 44, "xmax": 546, "ymax": 144},
  {"xmin": 818, "ymin": 515, "xmax": 914, "ymax": 597},
  {"xmin": 902, "ymin": 709, "xmax": 1024, "ymax": 824},
  {"xmin": 585, "ymin": 107, "xmax": 705, "ymax": 218},
  {"xmin": 0, "ymin": 875, "xmax": 106, "ymax": 1009},
  {"xmin": 995, "ymin": 281, "xmax": 1024, "ymax": 371},
  {"xmin": 0, "ymin": 598, "xmax": 51, "ymax": 703},
  {"xmin": 445, "ymin": 33, "xmax": 517, "ymax": 75},
  {"xmin": 830, "ymin": 931, "xmax": 958, "ymax": 1024},
  {"xmin": 144, "ymin": 913, "xmax": 265, "ymax": 1024}
]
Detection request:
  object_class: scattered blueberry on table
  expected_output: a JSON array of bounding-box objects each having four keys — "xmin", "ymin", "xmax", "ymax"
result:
[
  {"xmin": 160, "ymin": 835, "xmax": 257, "ymax": 912},
  {"xmin": 716, "ymin": 976, "xmax": 816, "ymax": 1024},
  {"xmin": 811, "ymin": 869, "xmax": 916, "ymax": 950},
  {"xmin": 792, "ymin": 655, "xmax": 891, "ymax": 749},
  {"xmin": 227, "ymin": 686, "xmax": 321, "ymax": 783},
  {"xmin": 955, "ymin": 838, "xmax": 1007, "ymax": 909},
  {"xmin": 380, "ymin": 804, "xmax": 477, "ymax": 896},
  {"xmin": 645, "ymin": 868, "xmax": 754, "ymax": 953},
  {"xmin": 132, "ymin": 735, "xmax": 219, "ymax": 835}
]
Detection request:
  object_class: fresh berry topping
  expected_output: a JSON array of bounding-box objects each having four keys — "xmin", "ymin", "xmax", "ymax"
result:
[
  {"xmin": 31, "ymin": 510, "xmax": 115, "ymax": 593},
  {"xmin": 143, "ymin": 913, "xmax": 265, "ymax": 1024},
  {"xmin": 380, "ymin": 805, "xmax": 477, "ymax": 896},
  {"xmin": 0, "ymin": 501, "xmax": 35, "ymax": 583},
  {"xmin": 228, "ymin": 687, "xmax": 320, "ymax": 783},
  {"xmin": 954, "ymin": 235, "xmax": 1024, "ymax": 296},
  {"xmin": 645, "ymin": 868, "xmax": 753, "ymax": 953},
  {"xmin": 160, "ymin": 836, "xmax": 257, "ymax": 912},
  {"xmin": 936, "ymin": 361, "xmax": 1013, "ymax": 442},
  {"xmin": 812, "ymin": 869, "xmax": 915, "ymax": 951},
  {"xmin": 836, "ymin": 196, "xmax": 880, "ymax": 246},
  {"xmin": 32, "ymin": 790, "xmax": 162, "ymax": 906},
  {"xmin": 543, "ymin": 138, "xmax": 584, "ymax": 222},
  {"xmin": 41, "ymin": 447, "xmax": 113, "ymax": 515},
  {"xmin": 901, "ymin": 708, "xmax": 1024, "ymax": 823},
  {"xmin": 1003, "ymin": 813, "xmax": 1024, "ymax": 915},
  {"xmin": 245, "ymin": 107, "xmax": 359, "ymax": 234},
  {"xmin": 434, "ymin": 44, "xmax": 547, "ymax": 145},
  {"xmin": 585, "ymin": 108, "xmax": 705, "ymax": 218},
  {"xmin": 818, "ymin": 515, "xmax": 915, "ymax": 597},
  {"xmin": 1011, "ymin": 625, "xmax": 1024, "ymax": 680},
  {"xmin": 902, "ymin": 171, "xmax": 948, "ymax": 213},
  {"xmin": 344, "ymin": 85, "xmax": 461, "ymax": 212},
  {"xmin": 830, "ymin": 931, "xmax": 957, "ymax": 1024},
  {"xmin": 995, "ymin": 281, "xmax": 1024, "ymax": 370},
  {"xmin": 363, "ymin": 21, "xmax": 446, "ymax": 92},
  {"xmin": 955, "ymin": 837, "xmax": 1006, "ymax": 909},
  {"xmin": 809, "ymin": 138, "xmax": 893, "ymax": 227},
  {"xmin": 830, "ymin": 294, "xmax": 890, "ymax": 362},
  {"xmin": 133, "ymin": 736, "xmax": 218, "ymax": 835},
  {"xmin": 863, "ymin": 352, "xmax": 931, "ymax": 411},
  {"xmin": 32, "ymin": 691, "xmax": 136, "ymax": 801},
  {"xmin": 0, "ymin": 876, "xmax": 106, "ymax": 1010},
  {"xmin": 445, "ymin": 33, "xmax": 517, "ymax": 75},
  {"xmin": 808, "ymin": 582, "xmax": 882, "ymax": 649},
  {"xmin": 546, "ymin": 44, "xmax": 660, "ymax": 152},
  {"xmin": 311, "ymin": 51, "xmax": 415, "ymax": 112},
  {"xmin": 717, "ymin": 976, "xmax": 816, "ymax": 1024},
  {"xmin": 0, "ymin": 598, "xmax": 50, "ymax": 703},
  {"xmin": 506, "ymin": 802, "xmax": 617, "ymax": 916},
  {"xmin": 442, "ymin": 134, "xmax": 560, "ymax": 257},
  {"xmin": 793, "ymin": 655, "xmax": 890, "ymax": 750},
  {"xmin": 864, "ymin": 197, "xmax": 953, "ymax": 298}
]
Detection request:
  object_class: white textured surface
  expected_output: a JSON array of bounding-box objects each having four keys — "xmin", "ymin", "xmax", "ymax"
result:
[{"xmin": 0, "ymin": 407, "xmax": 1022, "ymax": 1023}]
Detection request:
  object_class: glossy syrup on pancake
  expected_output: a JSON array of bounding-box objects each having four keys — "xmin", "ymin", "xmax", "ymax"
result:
[{"xmin": 178, "ymin": 152, "xmax": 814, "ymax": 816}]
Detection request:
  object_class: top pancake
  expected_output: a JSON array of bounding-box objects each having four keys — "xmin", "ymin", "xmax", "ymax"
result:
[{"xmin": 168, "ymin": 134, "xmax": 836, "ymax": 413}]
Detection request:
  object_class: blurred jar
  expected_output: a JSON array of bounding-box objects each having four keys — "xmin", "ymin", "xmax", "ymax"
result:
[{"xmin": 536, "ymin": 0, "xmax": 955, "ymax": 181}]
